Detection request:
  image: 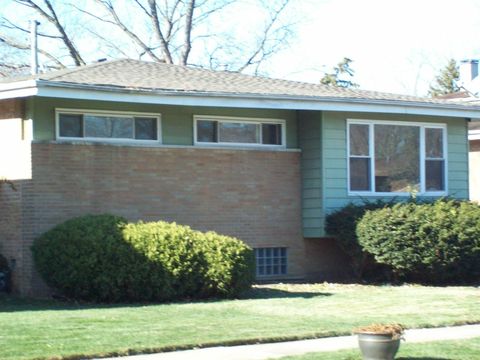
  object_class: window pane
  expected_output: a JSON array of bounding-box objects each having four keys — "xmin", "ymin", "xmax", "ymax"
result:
[
  {"xmin": 426, "ymin": 160, "xmax": 445, "ymax": 191},
  {"xmin": 349, "ymin": 124, "xmax": 369, "ymax": 156},
  {"xmin": 219, "ymin": 122, "xmax": 258, "ymax": 143},
  {"xmin": 262, "ymin": 123, "xmax": 282, "ymax": 145},
  {"xmin": 197, "ymin": 120, "xmax": 217, "ymax": 142},
  {"xmin": 254, "ymin": 247, "xmax": 287, "ymax": 276},
  {"xmin": 135, "ymin": 117, "xmax": 157, "ymax": 140},
  {"xmin": 350, "ymin": 158, "xmax": 371, "ymax": 191},
  {"xmin": 59, "ymin": 114, "xmax": 83, "ymax": 138},
  {"xmin": 85, "ymin": 116, "xmax": 134, "ymax": 139},
  {"xmin": 374, "ymin": 125, "xmax": 420, "ymax": 192},
  {"xmin": 426, "ymin": 128, "xmax": 443, "ymax": 158}
]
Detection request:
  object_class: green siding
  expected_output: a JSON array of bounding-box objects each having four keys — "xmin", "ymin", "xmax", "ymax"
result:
[
  {"xmin": 322, "ymin": 111, "xmax": 469, "ymax": 217},
  {"xmin": 31, "ymin": 97, "xmax": 298, "ymax": 148},
  {"xmin": 29, "ymin": 97, "xmax": 470, "ymax": 239},
  {"xmin": 299, "ymin": 110, "xmax": 469, "ymax": 238},
  {"xmin": 298, "ymin": 110, "xmax": 324, "ymax": 237}
]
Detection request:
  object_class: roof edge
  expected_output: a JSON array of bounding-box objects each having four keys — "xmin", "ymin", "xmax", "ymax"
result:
[
  {"xmin": 2, "ymin": 79, "xmax": 480, "ymax": 118},
  {"xmin": 0, "ymin": 79, "xmax": 38, "ymax": 99}
]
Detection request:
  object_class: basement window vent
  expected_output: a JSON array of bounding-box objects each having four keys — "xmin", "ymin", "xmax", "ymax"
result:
[{"xmin": 254, "ymin": 247, "xmax": 287, "ymax": 277}]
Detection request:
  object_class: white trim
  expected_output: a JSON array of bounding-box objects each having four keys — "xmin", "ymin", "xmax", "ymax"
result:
[
  {"xmin": 32, "ymin": 140, "xmax": 301, "ymax": 152},
  {"xmin": 0, "ymin": 80, "xmax": 478, "ymax": 118},
  {"xmin": 347, "ymin": 119, "xmax": 448, "ymax": 196},
  {"xmin": 55, "ymin": 108, "xmax": 162, "ymax": 144},
  {"xmin": 469, "ymin": 130, "xmax": 480, "ymax": 140},
  {"xmin": 193, "ymin": 115, "xmax": 286, "ymax": 148},
  {"xmin": 0, "ymin": 79, "xmax": 37, "ymax": 91}
]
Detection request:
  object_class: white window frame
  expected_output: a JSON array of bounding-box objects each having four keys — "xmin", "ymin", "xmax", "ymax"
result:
[
  {"xmin": 347, "ymin": 119, "xmax": 448, "ymax": 197},
  {"xmin": 193, "ymin": 115, "xmax": 286, "ymax": 148},
  {"xmin": 55, "ymin": 108, "xmax": 162, "ymax": 144}
]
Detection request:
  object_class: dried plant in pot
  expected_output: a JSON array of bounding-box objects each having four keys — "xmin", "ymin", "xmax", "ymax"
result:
[{"xmin": 353, "ymin": 323, "xmax": 405, "ymax": 360}]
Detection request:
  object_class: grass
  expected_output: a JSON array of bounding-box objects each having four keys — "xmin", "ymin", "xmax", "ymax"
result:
[
  {"xmin": 0, "ymin": 283, "xmax": 479, "ymax": 359},
  {"xmin": 278, "ymin": 336, "xmax": 480, "ymax": 359}
]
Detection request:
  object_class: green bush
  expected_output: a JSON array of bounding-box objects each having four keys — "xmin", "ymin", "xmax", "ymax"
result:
[
  {"xmin": 325, "ymin": 201, "xmax": 392, "ymax": 279},
  {"xmin": 357, "ymin": 200, "xmax": 480, "ymax": 283},
  {"xmin": 32, "ymin": 215, "xmax": 254, "ymax": 302}
]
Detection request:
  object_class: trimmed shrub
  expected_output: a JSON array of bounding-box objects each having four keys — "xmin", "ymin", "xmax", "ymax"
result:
[
  {"xmin": 122, "ymin": 221, "xmax": 255, "ymax": 299},
  {"xmin": 325, "ymin": 201, "xmax": 392, "ymax": 279},
  {"xmin": 32, "ymin": 215, "xmax": 254, "ymax": 302},
  {"xmin": 357, "ymin": 200, "xmax": 480, "ymax": 283}
]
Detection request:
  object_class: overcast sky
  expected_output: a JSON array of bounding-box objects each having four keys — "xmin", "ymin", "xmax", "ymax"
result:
[{"xmin": 266, "ymin": 0, "xmax": 480, "ymax": 96}]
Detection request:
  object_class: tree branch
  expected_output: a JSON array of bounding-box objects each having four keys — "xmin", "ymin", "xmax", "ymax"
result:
[
  {"xmin": 179, "ymin": 0, "xmax": 195, "ymax": 65},
  {"xmin": 236, "ymin": 0, "xmax": 291, "ymax": 73},
  {"xmin": 94, "ymin": 0, "xmax": 163, "ymax": 62},
  {"xmin": 147, "ymin": 0, "xmax": 173, "ymax": 63},
  {"xmin": 13, "ymin": 0, "xmax": 85, "ymax": 66},
  {"xmin": 1, "ymin": 17, "xmax": 62, "ymax": 39},
  {"xmin": 0, "ymin": 33, "xmax": 66, "ymax": 68}
]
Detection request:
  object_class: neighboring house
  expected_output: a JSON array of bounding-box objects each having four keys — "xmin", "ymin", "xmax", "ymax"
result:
[
  {"xmin": 441, "ymin": 59, "xmax": 480, "ymax": 201},
  {"xmin": 458, "ymin": 59, "xmax": 480, "ymax": 97},
  {"xmin": 469, "ymin": 122, "xmax": 480, "ymax": 201},
  {"xmin": 0, "ymin": 59, "xmax": 478, "ymax": 296}
]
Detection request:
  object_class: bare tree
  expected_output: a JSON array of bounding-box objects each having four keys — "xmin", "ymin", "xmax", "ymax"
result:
[
  {"xmin": 0, "ymin": 0, "xmax": 87, "ymax": 75},
  {"xmin": 0, "ymin": 0, "xmax": 295, "ymax": 76}
]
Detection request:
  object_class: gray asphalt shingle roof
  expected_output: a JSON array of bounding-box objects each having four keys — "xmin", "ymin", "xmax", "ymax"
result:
[{"xmin": 1, "ymin": 59, "xmax": 475, "ymax": 106}]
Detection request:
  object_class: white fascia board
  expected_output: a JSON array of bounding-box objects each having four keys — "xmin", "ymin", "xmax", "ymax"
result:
[
  {"xmin": 6, "ymin": 79, "xmax": 480, "ymax": 118},
  {"xmin": 468, "ymin": 130, "xmax": 480, "ymax": 140},
  {"xmin": 0, "ymin": 80, "xmax": 38, "ymax": 99}
]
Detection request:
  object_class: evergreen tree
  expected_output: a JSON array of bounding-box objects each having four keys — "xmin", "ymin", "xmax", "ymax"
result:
[
  {"xmin": 428, "ymin": 59, "xmax": 460, "ymax": 97},
  {"xmin": 320, "ymin": 57, "xmax": 359, "ymax": 88}
]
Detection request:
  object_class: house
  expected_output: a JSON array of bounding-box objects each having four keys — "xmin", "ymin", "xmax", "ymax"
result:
[
  {"xmin": 469, "ymin": 122, "xmax": 480, "ymax": 201},
  {"xmin": 0, "ymin": 59, "xmax": 478, "ymax": 296},
  {"xmin": 439, "ymin": 59, "xmax": 480, "ymax": 201}
]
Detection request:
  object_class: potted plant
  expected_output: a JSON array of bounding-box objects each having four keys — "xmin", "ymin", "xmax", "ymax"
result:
[{"xmin": 353, "ymin": 323, "xmax": 405, "ymax": 360}]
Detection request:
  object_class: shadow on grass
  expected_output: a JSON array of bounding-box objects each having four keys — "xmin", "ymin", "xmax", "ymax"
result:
[
  {"xmin": 397, "ymin": 358, "xmax": 452, "ymax": 360},
  {"xmin": 240, "ymin": 287, "xmax": 332, "ymax": 299},
  {"xmin": 0, "ymin": 286, "xmax": 332, "ymax": 312}
]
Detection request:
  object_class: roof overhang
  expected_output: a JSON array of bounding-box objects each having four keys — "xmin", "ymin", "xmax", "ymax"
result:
[{"xmin": 2, "ymin": 79, "xmax": 480, "ymax": 118}]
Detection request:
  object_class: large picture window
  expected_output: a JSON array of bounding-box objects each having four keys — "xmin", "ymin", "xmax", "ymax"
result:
[
  {"xmin": 348, "ymin": 120, "xmax": 447, "ymax": 195},
  {"xmin": 57, "ymin": 109, "xmax": 160, "ymax": 143},
  {"xmin": 194, "ymin": 116, "xmax": 285, "ymax": 147}
]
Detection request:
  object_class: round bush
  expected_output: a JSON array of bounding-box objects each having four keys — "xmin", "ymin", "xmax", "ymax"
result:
[
  {"xmin": 325, "ymin": 201, "xmax": 392, "ymax": 279},
  {"xmin": 32, "ymin": 215, "xmax": 255, "ymax": 302},
  {"xmin": 357, "ymin": 200, "xmax": 480, "ymax": 283}
]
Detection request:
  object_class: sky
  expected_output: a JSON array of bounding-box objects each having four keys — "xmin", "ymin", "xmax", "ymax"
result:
[
  {"xmin": 266, "ymin": 0, "xmax": 480, "ymax": 96},
  {"xmin": 3, "ymin": 0, "xmax": 480, "ymax": 97}
]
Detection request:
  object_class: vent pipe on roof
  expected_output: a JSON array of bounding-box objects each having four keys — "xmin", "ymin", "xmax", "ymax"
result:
[{"xmin": 30, "ymin": 20, "xmax": 40, "ymax": 75}]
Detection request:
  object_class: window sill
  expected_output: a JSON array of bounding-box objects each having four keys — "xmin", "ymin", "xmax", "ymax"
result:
[
  {"xmin": 194, "ymin": 142, "xmax": 287, "ymax": 151},
  {"xmin": 348, "ymin": 191, "xmax": 448, "ymax": 197},
  {"xmin": 35, "ymin": 140, "xmax": 301, "ymax": 152}
]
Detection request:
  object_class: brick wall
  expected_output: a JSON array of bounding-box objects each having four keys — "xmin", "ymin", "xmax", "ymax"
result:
[
  {"xmin": 0, "ymin": 98, "xmax": 24, "ymax": 120},
  {"xmin": 21, "ymin": 142, "xmax": 306, "ymax": 295},
  {"xmin": 0, "ymin": 98, "xmax": 31, "ymax": 293}
]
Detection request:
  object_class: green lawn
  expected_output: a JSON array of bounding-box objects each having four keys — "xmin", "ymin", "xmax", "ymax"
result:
[
  {"xmin": 0, "ymin": 283, "xmax": 479, "ymax": 360},
  {"xmin": 278, "ymin": 336, "xmax": 480, "ymax": 359}
]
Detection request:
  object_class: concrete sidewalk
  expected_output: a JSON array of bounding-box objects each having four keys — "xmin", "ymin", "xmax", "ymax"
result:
[{"xmin": 101, "ymin": 324, "xmax": 480, "ymax": 360}]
